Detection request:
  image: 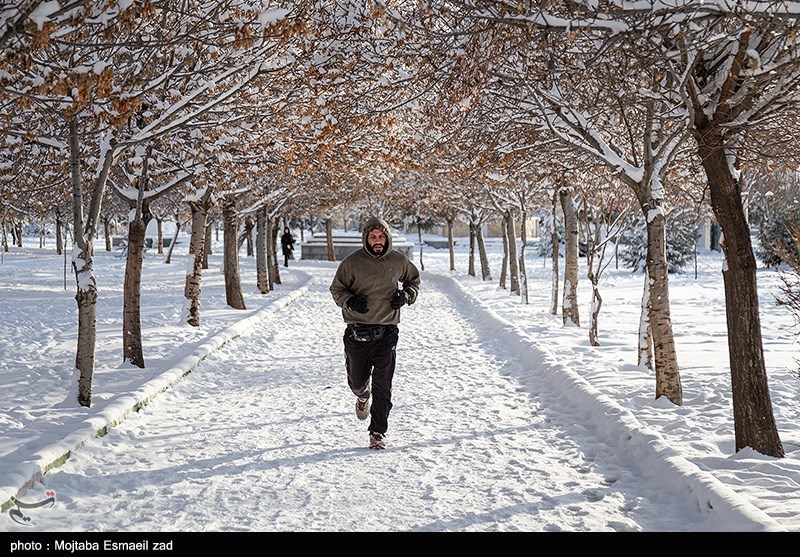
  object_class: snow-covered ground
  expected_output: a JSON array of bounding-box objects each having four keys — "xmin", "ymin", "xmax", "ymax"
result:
[{"xmin": 0, "ymin": 230, "xmax": 798, "ymax": 532}]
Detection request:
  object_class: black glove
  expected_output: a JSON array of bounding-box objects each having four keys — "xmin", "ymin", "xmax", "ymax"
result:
[
  {"xmin": 390, "ymin": 290, "xmax": 408, "ymax": 310},
  {"xmin": 347, "ymin": 294, "xmax": 369, "ymax": 314}
]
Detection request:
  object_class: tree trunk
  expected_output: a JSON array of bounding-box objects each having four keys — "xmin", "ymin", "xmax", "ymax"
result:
[
  {"xmin": 55, "ymin": 211, "xmax": 64, "ymax": 256},
  {"xmin": 642, "ymin": 201, "xmax": 682, "ymax": 404},
  {"xmin": 518, "ymin": 205, "xmax": 528, "ymax": 304},
  {"xmin": 256, "ymin": 207, "xmax": 269, "ymax": 294},
  {"xmin": 183, "ymin": 190, "xmax": 212, "ymax": 327},
  {"xmin": 122, "ymin": 205, "xmax": 149, "ymax": 368},
  {"xmin": 69, "ymin": 118, "xmax": 98, "ymax": 408},
  {"xmin": 326, "ymin": 218, "xmax": 335, "ymax": 261},
  {"xmin": 73, "ymin": 241, "xmax": 97, "ymax": 408},
  {"xmin": 164, "ymin": 216, "xmax": 180, "ymax": 264},
  {"xmin": 499, "ymin": 214, "xmax": 508, "ymax": 289},
  {"xmin": 202, "ymin": 218, "xmax": 212, "ymax": 269},
  {"xmin": 103, "ymin": 215, "xmax": 112, "ymax": 252},
  {"xmin": 588, "ymin": 276, "xmax": 602, "ymax": 346},
  {"xmin": 222, "ymin": 195, "xmax": 246, "ymax": 310},
  {"xmin": 237, "ymin": 215, "xmax": 254, "ymax": 257},
  {"xmin": 476, "ymin": 222, "xmax": 492, "ymax": 281},
  {"xmin": 447, "ymin": 217, "xmax": 455, "ymax": 271},
  {"xmin": 696, "ymin": 130, "xmax": 784, "ymax": 457},
  {"xmin": 468, "ymin": 222, "xmax": 476, "ymax": 277},
  {"xmin": 156, "ymin": 217, "xmax": 164, "ymax": 254},
  {"xmin": 266, "ymin": 215, "xmax": 276, "ymax": 291},
  {"xmin": 550, "ymin": 190, "xmax": 559, "ymax": 316},
  {"xmin": 270, "ymin": 218, "xmax": 281, "ymax": 285},
  {"xmin": 559, "ymin": 188, "xmax": 580, "ymax": 326},
  {"xmin": 417, "ymin": 217, "xmax": 425, "ymax": 272},
  {"xmin": 504, "ymin": 211, "xmax": 518, "ymax": 292},
  {"xmin": 246, "ymin": 216, "xmax": 254, "ymax": 257},
  {"xmin": 638, "ymin": 269, "xmax": 654, "ymax": 370}
]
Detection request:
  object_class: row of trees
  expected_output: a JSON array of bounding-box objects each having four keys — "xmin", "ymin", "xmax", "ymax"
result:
[{"xmin": 1, "ymin": 1, "xmax": 799, "ymax": 458}]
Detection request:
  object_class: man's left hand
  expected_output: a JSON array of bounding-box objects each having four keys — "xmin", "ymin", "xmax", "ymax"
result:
[{"xmin": 390, "ymin": 290, "xmax": 408, "ymax": 310}]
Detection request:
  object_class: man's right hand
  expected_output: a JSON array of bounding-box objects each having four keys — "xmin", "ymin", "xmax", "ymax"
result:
[{"xmin": 346, "ymin": 294, "xmax": 369, "ymax": 314}]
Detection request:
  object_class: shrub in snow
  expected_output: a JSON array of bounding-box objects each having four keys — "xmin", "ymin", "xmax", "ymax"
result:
[{"xmin": 756, "ymin": 201, "xmax": 800, "ymax": 268}]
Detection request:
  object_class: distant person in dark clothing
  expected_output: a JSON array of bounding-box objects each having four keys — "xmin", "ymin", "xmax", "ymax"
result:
[{"xmin": 280, "ymin": 227, "xmax": 295, "ymax": 267}]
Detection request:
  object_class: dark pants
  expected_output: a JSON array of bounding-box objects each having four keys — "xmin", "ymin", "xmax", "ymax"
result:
[{"xmin": 343, "ymin": 325, "xmax": 398, "ymax": 434}]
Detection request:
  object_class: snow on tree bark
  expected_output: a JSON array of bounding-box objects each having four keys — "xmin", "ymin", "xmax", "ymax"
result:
[
  {"xmin": 504, "ymin": 210, "xmax": 518, "ymax": 292},
  {"xmin": 164, "ymin": 216, "xmax": 181, "ymax": 265},
  {"xmin": 642, "ymin": 199, "xmax": 682, "ymax": 404},
  {"xmin": 559, "ymin": 187, "xmax": 579, "ymax": 327},
  {"xmin": 518, "ymin": 204, "xmax": 529, "ymax": 305},
  {"xmin": 122, "ymin": 202, "xmax": 149, "ymax": 368},
  {"xmin": 638, "ymin": 269, "xmax": 653, "ymax": 371},
  {"xmin": 499, "ymin": 215, "xmax": 508, "ymax": 290},
  {"xmin": 695, "ymin": 131, "xmax": 784, "ymax": 457},
  {"xmin": 550, "ymin": 190, "xmax": 559, "ymax": 316},
  {"xmin": 468, "ymin": 222, "xmax": 476, "ymax": 278},
  {"xmin": 183, "ymin": 189, "xmax": 213, "ymax": 327},
  {"xmin": 269, "ymin": 217, "xmax": 281, "ymax": 286}
]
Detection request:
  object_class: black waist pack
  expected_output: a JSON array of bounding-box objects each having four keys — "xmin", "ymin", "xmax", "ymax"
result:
[{"xmin": 349, "ymin": 324, "xmax": 386, "ymax": 342}]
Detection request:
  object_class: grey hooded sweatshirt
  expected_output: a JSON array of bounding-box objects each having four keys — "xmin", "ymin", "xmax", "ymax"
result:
[{"xmin": 330, "ymin": 216, "xmax": 420, "ymax": 325}]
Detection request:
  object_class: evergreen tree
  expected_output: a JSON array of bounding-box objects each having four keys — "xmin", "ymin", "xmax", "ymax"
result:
[
  {"xmin": 618, "ymin": 213, "xmax": 697, "ymax": 274},
  {"xmin": 756, "ymin": 201, "xmax": 800, "ymax": 268},
  {"xmin": 536, "ymin": 207, "xmax": 564, "ymax": 258}
]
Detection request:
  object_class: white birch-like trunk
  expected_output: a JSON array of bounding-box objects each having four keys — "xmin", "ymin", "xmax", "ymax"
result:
[
  {"xmin": 589, "ymin": 279, "xmax": 602, "ymax": 346},
  {"xmin": 518, "ymin": 205, "xmax": 528, "ymax": 304},
  {"xmin": 499, "ymin": 214, "xmax": 508, "ymax": 289},
  {"xmin": 183, "ymin": 190, "xmax": 212, "ymax": 327},
  {"xmin": 638, "ymin": 268, "xmax": 653, "ymax": 370},
  {"xmin": 644, "ymin": 207, "xmax": 681, "ymax": 403},
  {"xmin": 559, "ymin": 188, "xmax": 580, "ymax": 326},
  {"xmin": 550, "ymin": 191, "xmax": 559, "ymax": 315}
]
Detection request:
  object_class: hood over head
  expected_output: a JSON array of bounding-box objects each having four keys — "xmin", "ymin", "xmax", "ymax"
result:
[{"xmin": 362, "ymin": 216, "xmax": 392, "ymax": 257}]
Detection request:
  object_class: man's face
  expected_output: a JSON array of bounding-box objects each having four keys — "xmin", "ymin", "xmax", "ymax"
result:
[{"xmin": 367, "ymin": 228, "xmax": 387, "ymax": 254}]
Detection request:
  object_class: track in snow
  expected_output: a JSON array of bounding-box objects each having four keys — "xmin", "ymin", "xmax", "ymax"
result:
[{"xmin": 13, "ymin": 267, "xmax": 711, "ymax": 532}]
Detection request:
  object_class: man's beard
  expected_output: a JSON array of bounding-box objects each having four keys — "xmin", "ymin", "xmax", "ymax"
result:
[{"xmin": 367, "ymin": 243, "xmax": 384, "ymax": 255}]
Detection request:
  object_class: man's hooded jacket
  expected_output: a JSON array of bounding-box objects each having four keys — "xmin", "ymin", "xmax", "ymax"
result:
[{"xmin": 330, "ymin": 216, "xmax": 420, "ymax": 325}]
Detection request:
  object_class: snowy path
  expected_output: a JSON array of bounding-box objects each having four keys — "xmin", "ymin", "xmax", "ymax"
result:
[{"xmin": 21, "ymin": 270, "xmax": 726, "ymax": 532}]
